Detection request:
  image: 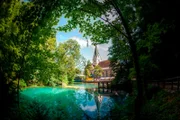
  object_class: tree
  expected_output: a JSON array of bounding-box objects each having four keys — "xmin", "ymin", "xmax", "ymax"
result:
[
  {"xmin": 93, "ymin": 65, "xmax": 103, "ymax": 80},
  {"xmin": 56, "ymin": 39, "xmax": 81, "ymax": 84},
  {"xmin": 84, "ymin": 60, "xmax": 93, "ymax": 79},
  {"xmin": 76, "ymin": 55, "xmax": 87, "ymax": 73},
  {"xmin": 0, "ymin": 0, "xmax": 63, "ymax": 117},
  {"xmin": 109, "ymin": 36, "xmax": 132, "ymax": 80},
  {"xmin": 138, "ymin": 0, "xmax": 179, "ymax": 78},
  {"xmin": 24, "ymin": 37, "xmax": 57, "ymax": 86}
]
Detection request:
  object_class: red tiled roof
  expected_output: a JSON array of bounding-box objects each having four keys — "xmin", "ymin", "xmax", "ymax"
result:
[{"xmin": 98, "ymin": 60, "xmax": 111, "ymax": 68}]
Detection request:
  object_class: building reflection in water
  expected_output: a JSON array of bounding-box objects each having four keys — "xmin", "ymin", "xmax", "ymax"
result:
[{"xmin": 77, "ymin": 87, "xmax": 125, "ymax": 120}]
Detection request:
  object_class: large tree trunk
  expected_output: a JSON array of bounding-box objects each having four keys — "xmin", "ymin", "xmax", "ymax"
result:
[{"xmin": 110, "ymin": 1, "xmax": 144, "ymax": 119}]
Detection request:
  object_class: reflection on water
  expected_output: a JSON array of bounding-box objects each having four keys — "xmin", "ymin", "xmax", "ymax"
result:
[{"xmin": 21, "ymin": 83, "xmax": 128, "ymax": 120}]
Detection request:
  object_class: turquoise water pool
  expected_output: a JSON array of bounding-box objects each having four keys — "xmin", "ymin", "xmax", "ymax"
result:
[{"xmin": 20, "ymin": 83, "xmax": 127, "ymax": 120}]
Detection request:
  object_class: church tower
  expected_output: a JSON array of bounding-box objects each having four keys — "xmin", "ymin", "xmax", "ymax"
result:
[{"xmin": 92, "ymin": 44, "xmax": 101, "ymax": 65}]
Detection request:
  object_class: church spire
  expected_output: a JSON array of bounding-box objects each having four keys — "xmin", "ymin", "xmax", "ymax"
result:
[{"xmin": 92, "ymin": 44, "xmax": 101, "ymax": 65}]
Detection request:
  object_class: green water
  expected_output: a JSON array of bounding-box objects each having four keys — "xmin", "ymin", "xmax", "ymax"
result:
[{"xmin": 20, "ymin": 83, "xmax": 127, "ymax": 120}]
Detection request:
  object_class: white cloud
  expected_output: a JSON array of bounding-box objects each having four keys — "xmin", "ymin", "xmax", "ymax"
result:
[
  {"xmin": 97, "ymin": 40, "xmax": 112, "ymax": 60},
  {"xmin": 80, "ymin": 104, "xmax": 96, "ymax": 112},
  {"xmin": 70, "ymin": 36, "xmax": 92, "ymax": 48},
  {"xmin": 58, "ymin": 36, "xmax": 112, "ymax": 61}
]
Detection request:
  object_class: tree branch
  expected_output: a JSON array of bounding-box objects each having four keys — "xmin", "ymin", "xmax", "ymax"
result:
[
  {"xmin": 108, "ymin": 2, "xmax": 143, "ymax": 118},
  {"xmin": 80, "ymin": 8, "xmax": 128, "ymax": 39}
]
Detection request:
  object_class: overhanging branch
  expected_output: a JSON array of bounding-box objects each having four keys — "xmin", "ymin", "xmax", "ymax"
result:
[{"xmin": 80, "ymin": 8, "xmax": 128, "ymax": 39}]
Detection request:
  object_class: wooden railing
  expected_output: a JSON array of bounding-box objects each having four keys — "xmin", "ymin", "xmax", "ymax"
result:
[
  {"xmin": 149, "ymin": 76, "xmax": 180, "ymax": 92},
  {"xmin": 83, "ymin": 80, "xmax": 113, "ymax": 93}
]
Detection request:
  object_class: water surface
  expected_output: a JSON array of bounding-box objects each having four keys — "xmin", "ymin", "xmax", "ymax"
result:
[{"xmin": 20, "ymin": 83, "xmax": 127, "ymax": 120}]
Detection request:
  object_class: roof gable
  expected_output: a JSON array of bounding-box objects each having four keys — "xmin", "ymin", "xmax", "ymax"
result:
[{"xmin": 98, "ymin": 60, "xmax": 111, "ymax": 68}]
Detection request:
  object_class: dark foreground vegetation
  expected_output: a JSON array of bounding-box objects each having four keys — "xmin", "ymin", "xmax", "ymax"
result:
[
  {"xmin": 0, "ymin": 0, "xmax": 179, "ymax": 119},
  {"xmin": 111, "ymin": 87, "xmax": 180, "ymax": 120}
]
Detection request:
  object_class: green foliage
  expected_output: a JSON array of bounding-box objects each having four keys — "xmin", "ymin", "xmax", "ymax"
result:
[
  {"xmin": 56, "ymin": 39, "xmax": 81, "ymax": 84},
  {"xmin": 19, "ymin": 79, "xmax": 27, "ymax": 88},
  {"xmin": 110, "ymin": 90, "xmax": 180, "ymax": 120},
  {"xmin": 140, "ymin": 90, "xmax": 180, "ymax": 120},
  {"xmin": 110, "ymin": 94, "xmax": 136, "ymax": 120},
  {"xmin": 0, "ymin": 2, "xmax": 84, "ymax": 119},
  {"xmin": 76, "ymin": 55, "xmax": 87, "ymax": 72},
  {"xmin": 93, "ymin": 65, "xmax": 103, "ymax": 79},
  {"xmin": 84, "ymin": 60, "xmax": 93, "ymax": 78},
  {"xmin": 137, "ymin": 23, "xmax": 162, "ymax": 52},
  {"xmin": 0, "ymin": 0, "xmax": 63, "ymax": 88}
]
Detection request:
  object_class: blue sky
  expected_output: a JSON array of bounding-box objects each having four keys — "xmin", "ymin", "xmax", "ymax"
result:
[{"xmin": 56, "ymin": 16, "xmax": 111, "ymax": 62}]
